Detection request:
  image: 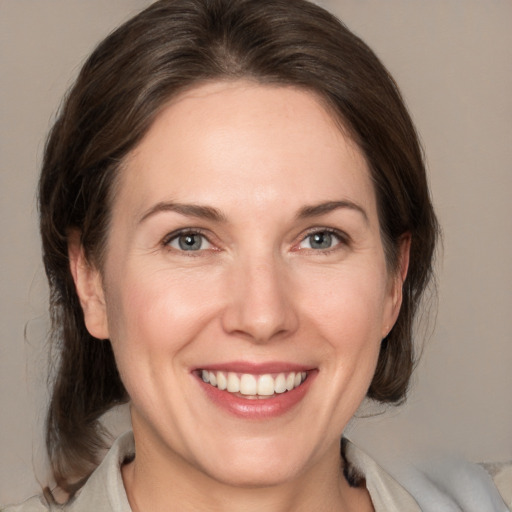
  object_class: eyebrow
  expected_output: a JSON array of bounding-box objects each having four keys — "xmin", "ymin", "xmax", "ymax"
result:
[
  {"xmin": 138, "ymin": 199, "xmax": 368, "ymax": 225},
  {"xmin": 138, "ymin": 201, "xmax": 227, "ymax": 224},
  {"xmin": 296, "ymin": 200, "xmax": 369, "ymax": 223}
]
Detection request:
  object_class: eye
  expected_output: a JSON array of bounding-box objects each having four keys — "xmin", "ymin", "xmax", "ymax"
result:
[
  {"xmin": 298, "ymin": 230, "xmax": 343, "ymax": 250},
  {"xmin": 166, "ymin": 231, "xmax": 212, "ymax": 252}
]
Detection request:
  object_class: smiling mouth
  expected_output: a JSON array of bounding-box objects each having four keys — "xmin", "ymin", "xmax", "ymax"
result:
[{"xmin": 198, "ymin": 370, "xmax": 308, "ymax": 399}]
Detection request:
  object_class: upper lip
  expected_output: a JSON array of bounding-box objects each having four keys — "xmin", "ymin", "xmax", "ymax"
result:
[{"xmin": 194, "ymin": 361, "xmax": 313, "ymax": 374}]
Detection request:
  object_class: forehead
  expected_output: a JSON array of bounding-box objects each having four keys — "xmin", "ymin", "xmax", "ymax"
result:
[{"xmin": 116, "ymin": 80, "xmax": 376, "ymax": 220}]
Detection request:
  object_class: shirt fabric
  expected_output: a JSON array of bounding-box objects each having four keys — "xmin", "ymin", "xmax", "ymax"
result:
[{"xmin": 3, "ymin": 431, "xmax": 511, "ymax": 511}]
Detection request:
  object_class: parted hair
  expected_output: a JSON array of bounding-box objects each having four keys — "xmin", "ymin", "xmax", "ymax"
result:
[{"xmin": 39, "ymin": 0, "xmax": 438, "ymax": 495}]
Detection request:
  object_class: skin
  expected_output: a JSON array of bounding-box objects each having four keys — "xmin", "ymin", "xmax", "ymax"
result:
[{"xmin": 70, "ymin": 81, "xmax": 409, "ymax": 512}]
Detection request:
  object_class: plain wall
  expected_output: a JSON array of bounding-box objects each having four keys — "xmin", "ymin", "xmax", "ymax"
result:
[{"xmin": 1, "ymin": 0, "xmax": 511, "ymax": 504}]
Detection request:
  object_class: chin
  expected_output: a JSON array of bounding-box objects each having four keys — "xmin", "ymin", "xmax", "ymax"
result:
[
  {"xmin": 194, "ymin": 437, "xmax": 313, "ymax": 488},
  {"xmin": 205, "ymin": 460, "xmax": 300, "ymax": 489}
]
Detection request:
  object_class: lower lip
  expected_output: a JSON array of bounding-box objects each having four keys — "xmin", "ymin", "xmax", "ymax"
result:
[{"xmin": 196, "ymin": 372, "xmax": 316, "ymax": 419}]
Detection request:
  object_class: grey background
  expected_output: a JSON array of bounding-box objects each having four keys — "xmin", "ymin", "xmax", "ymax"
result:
[{"xmin": 1, "ymin": 0, "xmax": 511, "ymax": 504}]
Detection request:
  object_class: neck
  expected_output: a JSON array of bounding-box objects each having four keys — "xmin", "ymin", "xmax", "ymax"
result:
[{"xmin": 122, "ymin": 431, "xmax": 373, "ymax": 512}]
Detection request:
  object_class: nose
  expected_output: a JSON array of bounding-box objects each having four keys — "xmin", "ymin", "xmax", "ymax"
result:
[{"xmin": 221, "ymin": 254, "xmax": 299, "ymax": 343}]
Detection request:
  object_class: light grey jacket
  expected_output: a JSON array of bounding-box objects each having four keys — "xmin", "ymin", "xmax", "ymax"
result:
[{"xmin": 3, "ymin": 431, "xmax": 510, "ymax": 511}]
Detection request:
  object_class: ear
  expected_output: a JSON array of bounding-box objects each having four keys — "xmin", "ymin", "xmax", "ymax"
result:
[
  {"xmin": 68, "ymin": 231, "xmax": 110, "ymax": 340},
  {"xmin": 383, "ymin": 233, "xmax": 411, "ymax": 338}
]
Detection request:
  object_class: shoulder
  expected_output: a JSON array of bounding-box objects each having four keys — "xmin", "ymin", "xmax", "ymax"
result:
[
  {"xmin": 343, "ymin": 439, "xmax": 422, "ymax": 511},
  {"xmin": 481, "ymin": 460, "xmax": 512, "ymax": 510},
  {"xmin": 1, "ymin": 495, "xmax": 49, "ymax": 512},
  {"xmin": 406, "ymin": 456, "xmax": 511, "ymax": 512},
  {"xmin": 344, "ymin": 439, "xmax": 511, "ymax": 512},
  {"xmin": 2, "ymin": 431, "xmax": 135, "ymax": 512}
]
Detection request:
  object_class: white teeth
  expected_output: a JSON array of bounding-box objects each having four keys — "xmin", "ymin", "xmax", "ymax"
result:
[
  {"xmin": 227, "ymin": 372, "xmax": 240, "ymax": 392},
  {"xmin": 274, "ymin": 373, "xmax": 287, "ymax": 393},
  {"xmin": 201, "ymin": 370, "xmax": 307, "ymax": 396},
  {"xmin": 286, "ymin": 373, "xmax": 295, "ymax": 391},
  {"xmin": 240, "ymin": 374, "xmax": 257, "ymax": 395},
  {"xmin": 217, "ymin": 371, "xmax": 227, "ymax": 390},
  {"xmin": 257, "ymin": 374, "xmax": 275, "ymax": 396}
]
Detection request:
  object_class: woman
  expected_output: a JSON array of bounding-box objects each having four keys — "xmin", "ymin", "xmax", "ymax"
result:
[{"xmin": 3, "ymin": 0, "xmax": 510, "ymax": 510}]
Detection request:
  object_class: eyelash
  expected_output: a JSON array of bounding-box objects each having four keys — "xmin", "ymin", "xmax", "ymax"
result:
[
  {"xmin": 162, "ymin": 228, "xmax": 215, "ymax": 255},
  {"xmin": 161, "ymin": 227, "xmax": 349, "ymax": 255},
  {"xmin": 295, "ymin": 228, "xmax": 349, "ymax": 254}
]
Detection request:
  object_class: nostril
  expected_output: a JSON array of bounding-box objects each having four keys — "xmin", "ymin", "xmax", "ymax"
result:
[{"xmin": 220, "ymin": 261, "xmax": 299, "ymax": 342}]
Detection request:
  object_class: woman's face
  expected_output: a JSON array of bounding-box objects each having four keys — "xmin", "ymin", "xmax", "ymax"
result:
[{"xmin": 78, "ymin": 81, "xmax": 404, "ymax": 486}]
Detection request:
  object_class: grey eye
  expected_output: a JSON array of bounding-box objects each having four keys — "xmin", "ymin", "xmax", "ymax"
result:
[
  {"xmin": 299, "ymin": 231, "xmax": 340, "ymax": 250},
  {"xmin": 168, "ymin": 233, "xmax": 211, "ymax": 251}
]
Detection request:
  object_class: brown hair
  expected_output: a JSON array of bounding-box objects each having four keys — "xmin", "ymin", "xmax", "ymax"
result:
[{"xmin": 40, "ymin": 0, "xmax": 438, "ymax": 495}]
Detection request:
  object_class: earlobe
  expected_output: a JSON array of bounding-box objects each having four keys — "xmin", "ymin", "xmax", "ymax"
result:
[{"xmin": 68, "ymin": 231, "xmax": 109, "ymax": 340}]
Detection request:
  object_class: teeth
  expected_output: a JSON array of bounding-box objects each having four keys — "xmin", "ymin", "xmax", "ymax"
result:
[
  {"xmin": 217, "ymin": 371, "xmax": 227, "ymax": 390},
  {"xmin": 257, "ymin": 374, "xmax": 275, "ymax": 396},
  {"xmin": 286, "ymin": 373, "xmax": 295, "ymax": 391},
  {"xmin": 274, "ymin": 373, "xmax": 287, "ymax": 393},
  {"xmin": 227, "ymin": 372, "xmax": 240, "ymax": 392},
  {"xmin": 200, "ymin": 370, "xmax": 307, "ymax": 396},
  {"xmin": 240, "ymin": 374, "xmax": 257, "ymax": 395}
]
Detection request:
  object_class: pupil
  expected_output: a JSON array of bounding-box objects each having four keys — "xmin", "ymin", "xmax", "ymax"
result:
[
  {"xmin": 311, "ymin": 232, "xmax": 331, "ymax": 249},
  {"xmin": 179, "ymin": 234, "xmax": 201, "ymax": 250}
]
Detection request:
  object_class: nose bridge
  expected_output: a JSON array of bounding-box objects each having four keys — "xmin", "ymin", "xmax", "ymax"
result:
[{"xmin": 222, "ymin": 249, "xmax": 298, "ymax": 342}]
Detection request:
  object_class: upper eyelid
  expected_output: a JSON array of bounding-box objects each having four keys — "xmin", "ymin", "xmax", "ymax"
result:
[
  {"xmin": 162, "ymin": 227, "xmax": 213, "ymax": 246},
  {"xmin": 160, "ymin": 226, "xmax": 350, "ymax": 249},
  {"xmin": 292, "ymin": 227, "xmax": 351, "ymax": 253},
  {"xmin": 300, "ymin": 226, "xmax": 350, "ymax": 242}
]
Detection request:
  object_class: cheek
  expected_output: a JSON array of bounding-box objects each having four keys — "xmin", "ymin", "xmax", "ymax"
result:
[
  {"xmin": 297, "ymin": 261, "xmax": 390, "ymax": 340},
  {"xmin": 295, "ymin": 262, "xmax": 389, "ymax": 396},
  {"xmin": 102, "ymin": 266, "xmax": 226, "ymax": 430},
  {"xmin": 103, "ymin": 264, "xmax": 224, "ymax": 370}
]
